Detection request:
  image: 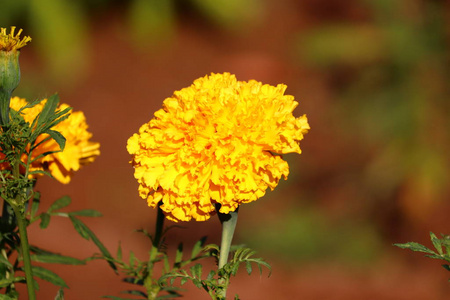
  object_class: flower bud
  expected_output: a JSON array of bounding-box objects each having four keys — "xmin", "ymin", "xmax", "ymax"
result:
[{"xmin": 0, "ymin": 27, "xmax": 31, "ymax": 125}]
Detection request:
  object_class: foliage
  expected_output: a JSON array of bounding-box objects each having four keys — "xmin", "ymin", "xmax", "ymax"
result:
[
  {"xmin": 299, "ymin": 0, "xmax": 450, "ymax": 223},
  {"xmin": 102, "ymin": 227, "xmax": 211, "ymax": 300},
  {"xmin": 1, "ymin": 0, "xmax": 264, "ymax": 83},
  {"xmin": 394, "ymin": 232, "xmax": 450, "ymax": 275},
  {"xmin": 0, "ymin": 95, "xmax": 112, "ymax": 299},
  {"xmin": 159, "ymin": 244, "xmax": 271, "ymax": 300},
  {"xmin": 0, "ymin": 192, "xmax": 111, "ymax": 298}
]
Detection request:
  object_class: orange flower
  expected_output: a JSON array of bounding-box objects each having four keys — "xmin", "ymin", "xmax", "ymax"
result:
[{"xmin": 128, "ymin": 73, "xmax": 309, "ymax": 222}]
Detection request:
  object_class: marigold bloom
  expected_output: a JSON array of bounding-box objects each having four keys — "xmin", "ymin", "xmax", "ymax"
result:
[
  {"xmin": 0, "ymin": 27, "xmax": 31, "ymax": 51},
  {"xmin": 3, "ymin": 97, "xmax": 100, "ymax": 184},
  {"xmin": 127, "ymin": 73, "xmax": 309, "ymax": 222}
]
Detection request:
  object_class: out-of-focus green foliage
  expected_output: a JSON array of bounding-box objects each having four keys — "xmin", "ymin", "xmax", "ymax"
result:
[
  {"xmin": 190, "ymin": 0, "xmax": 263, "ymax": 29},
  {"xmin": 242, "ymin": 206, "xmax": 382, "ymax": 264},
  {"xmin": 1, "ymin": 0, "xmax": 264, "ymax": 84},
  {"xmin": 299, "ymin": 0, "xmax": 450, "ymax": 223}
]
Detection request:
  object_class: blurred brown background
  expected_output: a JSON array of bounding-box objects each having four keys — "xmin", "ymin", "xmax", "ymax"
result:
[{"xmin": 2, "ymin": 0, "xmax": 450, "ymax": 299}]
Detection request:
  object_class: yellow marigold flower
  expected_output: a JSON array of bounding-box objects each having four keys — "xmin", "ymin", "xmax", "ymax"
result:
[
  {"xmin": 127, "ymin": 73, "xmax": 310, "ymax": 222},
  {"xmin": 4, "ymin": 97, "xmax": 100, "ymax": 184},
  {"xmin": 0, "ymin": 27, "xmax": 31, "ymax": 51}
]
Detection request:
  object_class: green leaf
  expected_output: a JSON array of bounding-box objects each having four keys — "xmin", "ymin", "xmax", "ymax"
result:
[
  {"xmin": 54, "ymin": 288, "xmax": 65, "ymax": 300},
  {"xmin": 30, "ymin": 192, "xmax": 41, "ymax": 218},
  {"xmin": 0, "ymin": 276, "xmax": 25, "ymax": 288},
  {"xmin": 46, "ymin": 129, "xmax": 66, "ymax": 151},
  {"xmin": 116, "ymin": 242, "xmax": 123, "ymax": 260},
  {"xmin": 36, "ymin": 94, "xmax": 59, "ymax": 128},
  {"xmin": 102, "ymin": 297, "xmax": 137, "ymax": 300},
  {"xmin": 430, "ymin": 232, "xmax": 443, "ymax": 255},
  {"xmin": 191, "ymin": 236, "xmax": 207, "ymax": 259},
  {"xmin": 69, "ymin": 209, "xmax": 102, "ymax": 217},
  {"xmin": 48, "ymin": 196, "xmax": 71, "ymax": 213},
  {"xmin": 40, "ymin": 212, "xmax": 51, "ymax": 229},
  {"xmin": 394, "ymin": 242, "xmax": 436, "ymax": 255},
  {"xmin": 245, "ymin": 261, "xmax": 252, "ymax": 275},
  {"xmin": 190, "ymin": 264, "xmax": 202, "ymax": 279},
  {"xmin": 69, "ymin": 215, "xmax": 90, "ymax": 240},
  {"xmin": 175, "ymin": 243, "xmax": 183, "ymax": 265},
  {"xmin": 121, "ymin": 290, "xmax": 147, "ymax": 297},
  {"xmin": 31, "ymin": 266, "xmax": 68, "ymax": 288},
  {"xmin": 442, "ymin": 264, "xmax": 450, "ymax": 272},
  {"xmin": 69, "ymin": 216, "xmax": 117, "ymax": 271},
  {"xmin": 0, "ymin": 253, "xmax": 12, "ymax": 268},
  {"xmin": 0, "ymin": 294, "xmax": 15, "ymax": 300},
  {"xmin": 31, "ymin": 254, "xmax": 85, "ymax": 265}
]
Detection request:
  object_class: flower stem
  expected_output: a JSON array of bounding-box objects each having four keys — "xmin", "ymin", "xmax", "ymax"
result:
[
  {"xmin": 145, "ymin": 204, "xmax": 165, "ymax": 300},
  {"xmin": 217, "ymin": 205, "xmax": 239, "ymax": 299},
  {"xmin": 11, "ymin": 203, "xmax": 36, "ymax": 300}
]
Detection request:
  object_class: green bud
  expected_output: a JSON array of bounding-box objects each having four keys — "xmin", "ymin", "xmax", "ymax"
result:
[
  {"xmin": 0, "ymin": 51, "xmax": 21, "ymax": 125},
  {"xmin": 0, "ymin": 27, "xmax": 31, "ymax": 125}
]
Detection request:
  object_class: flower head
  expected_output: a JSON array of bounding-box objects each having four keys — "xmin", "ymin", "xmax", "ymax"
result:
[
  {"xmin": 0, "ymin": 27, "xmax": 31, "ymax": 52},
  {"xmin": 127, "ymin": 73, "xmax": 309, "ymax": 222},
  {"xmin": 3, "ymin": 97, "xmax": 100, "ymax": 183}
]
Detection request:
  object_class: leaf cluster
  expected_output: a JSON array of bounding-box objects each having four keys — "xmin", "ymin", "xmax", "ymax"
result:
[
  {"xmin": 159, "ymin": 245, "xmax": 271, "ymax": 300},
  {"xmin": 0, "ymin": 193, "xmax": 112, "ymax": 298},
  {"xmin": 103, "ymin": 230, "xmax": 210, "ymax": 300},
  {"xmin": 394, "ymin": 232, "xmax": 450, "ymax": 274},
  {"xmin": 0, "ymin": 94, "xmax": 70, "ymax": 204}
]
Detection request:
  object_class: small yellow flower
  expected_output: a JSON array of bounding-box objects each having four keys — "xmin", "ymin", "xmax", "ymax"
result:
[
  {"xmin": 127, "ymin": 73, "xmax": 309, "ymax": 222},
  {"xmin": 0, "ymin": 27, "xmax": 31, "ymax": 52},
  {"xmin": 3, "ymin": 97, "xmax": 100, "ymax": 184}
]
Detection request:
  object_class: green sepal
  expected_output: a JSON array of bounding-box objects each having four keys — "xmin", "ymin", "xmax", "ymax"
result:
[{"xmin": 31, "ymin": 266, "xmax": 68, "ymax": 288}]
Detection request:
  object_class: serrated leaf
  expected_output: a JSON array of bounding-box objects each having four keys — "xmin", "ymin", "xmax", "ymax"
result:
[
  {"xmin": 430, "ymin": 232, "xmax": 443, "ymax": 255},
  {"xmin": 31, "ymin": 254, "xmax": 85, "ymax": 265},
  {"xmin": 32, "ymin": 266, "xmax": 68, "ymax": 288},
  {"xmin": 48, "ymin": 196, "xmax": 71, "ymax": 213},
  {"xmin": 180, "ymin": 277, "xmax": 188, "ymax": 285},
  {"xmin": 245, "ymin": 261, "xmax": 252, "ymax": 275},
  {"xmin": 190, "ymin": 264, "xmax": 202, "ymax": 279},
  {"xmin": 394, "ymin": 242, "xmax": 436, "ymax": 254},
  {"xmin": 191, "ymin": 236, "xmax": 207, "ymax": 259},
  {"xmin": 69, "ymin": 209, "xmax": 102, "ymax": 217},
  {"xmin": 40, "ymin": 213, "xmax": 51, "ymax": 229}
]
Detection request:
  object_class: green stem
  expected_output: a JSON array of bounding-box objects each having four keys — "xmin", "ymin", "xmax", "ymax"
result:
[
  {"xmin": 11, "ymin": 203, "xmax": 35, "ymax": 300},
  {"xmin": 216, "ymin": 205, "xmax": 239, "ymax": 299},
  {"xmin": 145, "ymin": 204, "xmax": 165, "ymax": 300}
]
